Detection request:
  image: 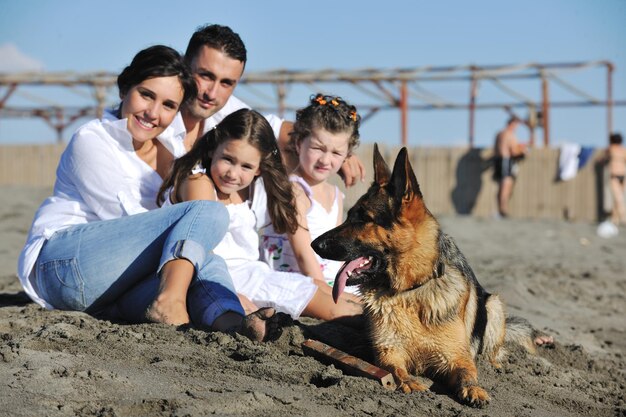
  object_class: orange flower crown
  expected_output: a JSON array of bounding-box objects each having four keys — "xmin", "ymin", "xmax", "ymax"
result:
[{"xmin": 313, "ymin": 94, "xmax": 358, "ymax": 122}]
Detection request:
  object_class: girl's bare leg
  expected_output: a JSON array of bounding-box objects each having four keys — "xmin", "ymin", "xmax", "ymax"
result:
[
  {"xmin": 146, "ymin": 259, "xmax": 193, "ymax": 325},
  {"xmin": 302, "ymin": 283, "xmax": 363, "ymax": 321}
]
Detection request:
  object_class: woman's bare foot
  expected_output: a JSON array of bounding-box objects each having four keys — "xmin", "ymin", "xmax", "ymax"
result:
[
  {"xmin": 145, "ymin": 297, "xmax": 190, "ymax": 325},
  {"xmin": 147, "ymin": 259, "xmax": 193, "ymax": 325}
]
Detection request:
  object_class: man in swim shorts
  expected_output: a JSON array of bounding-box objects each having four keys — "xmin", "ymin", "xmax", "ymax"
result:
[
  {"xmin": 493, "ymin": 116, "xmax": 527, "ymax": 217},
  {"xmin": 606, "ymin": 132, "xmax": 626, "ymax": 225}
]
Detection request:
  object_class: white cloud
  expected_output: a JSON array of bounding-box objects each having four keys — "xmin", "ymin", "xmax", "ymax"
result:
[{"xmin": 0, "ymin": 43, "xmax": 44, "ymax": 72}]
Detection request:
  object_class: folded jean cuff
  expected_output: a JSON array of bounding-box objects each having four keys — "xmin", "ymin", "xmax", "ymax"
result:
[
  {"xmin": 202, "ymin": 300, "xmax": 246, "ymax": 327},
  {"xmin": 159, "ymin": 239, "xmax": 206, "ymax": 273}
]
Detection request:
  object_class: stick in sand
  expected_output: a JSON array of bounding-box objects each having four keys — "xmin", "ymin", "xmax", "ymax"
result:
[{"xmin": 302, "ymin": 339, "xmax": 396, "ymax": 390}]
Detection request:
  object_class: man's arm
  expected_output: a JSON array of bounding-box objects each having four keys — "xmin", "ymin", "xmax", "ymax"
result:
[
  {"xmin": 276, "ymin": 121, "xmax": 299, "ymax": 173},
  {"xmin": 338, "ymin": 154, "xmax": 366, "ymax": 187}
]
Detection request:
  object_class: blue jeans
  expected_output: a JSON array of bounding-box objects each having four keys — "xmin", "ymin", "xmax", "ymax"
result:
[{"xmin": 35, "ymin": 200, "xmax": 244, "ymax": 327}]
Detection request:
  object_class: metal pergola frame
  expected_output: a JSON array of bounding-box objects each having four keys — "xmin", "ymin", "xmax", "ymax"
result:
[{"xmin": 1, "ymin": 60, "xmax": 623, "ymax": 146}]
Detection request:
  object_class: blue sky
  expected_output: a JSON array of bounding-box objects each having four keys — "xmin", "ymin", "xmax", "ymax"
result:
[{"xmin": 1, "ymin": 0, "xmax": 625, "ymax": 148}]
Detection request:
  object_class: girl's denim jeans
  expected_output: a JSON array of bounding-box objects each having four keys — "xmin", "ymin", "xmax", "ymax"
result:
[{"xmin": 35, "ymin": 200, "xmax": 244, "ymax": 327}]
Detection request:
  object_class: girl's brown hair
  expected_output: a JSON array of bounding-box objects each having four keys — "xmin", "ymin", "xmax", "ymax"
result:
[{"xmin": 157, "ymin": 108, "xmax": 298, "ymax": 234}]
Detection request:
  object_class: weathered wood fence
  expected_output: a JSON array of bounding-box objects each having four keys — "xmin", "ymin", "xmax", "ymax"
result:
[
  {"xmin": 335, "ymin": 144, "xmax": 608, "ymax": 222},
  {"xmin": 0, "ymin": 143, "xmax": 609, "ymax": 222}
]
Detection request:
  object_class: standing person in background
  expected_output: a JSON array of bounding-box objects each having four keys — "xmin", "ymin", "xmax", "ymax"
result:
[
  {"xmin": 178, "ymin": 23, "xmax": 366, "ymax": 187},
  {"xmin": 258, "ymin": 94, "xmax": 362, "ymax": 299},
  {"xmin": 606, "ymin": 132, "xmax": 626, "ymax": 225},
  {"xmin": 493, "ymin": 116, "xmax": 527, "ymax": 218},
  {"xmin": 17, "ymin": 45, "xmax": 275, "ymax": 342}
]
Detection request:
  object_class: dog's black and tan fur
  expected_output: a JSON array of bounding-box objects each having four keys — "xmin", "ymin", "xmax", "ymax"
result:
[{"xmin": 312, "ymin": 145, "xmax": 537, "ymax": 407}]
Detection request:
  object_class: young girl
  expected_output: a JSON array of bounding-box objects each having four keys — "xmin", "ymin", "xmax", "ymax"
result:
[
  {"xmin": 258, "ymin": 94, "xmax": 361, "ymax": 294},
  {"xmin": 157, "ymin": 108, "xmax": 362, "ymax": 321}
]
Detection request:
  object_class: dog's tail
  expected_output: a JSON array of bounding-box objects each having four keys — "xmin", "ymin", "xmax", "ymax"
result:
[{"xmin": 505, "ymin": 315, "xmax": 538, "ymax": 354}]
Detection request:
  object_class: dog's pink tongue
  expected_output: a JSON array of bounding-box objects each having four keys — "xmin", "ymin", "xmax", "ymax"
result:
[{"xmin": 332, "ymin": 257, "xmax": 369, "ymax": 303}]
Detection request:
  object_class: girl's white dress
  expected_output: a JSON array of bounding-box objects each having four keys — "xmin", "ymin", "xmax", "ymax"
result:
[
  {"xmin": 257, "ymin": 175, "xmax": 357, "ymax": 293},
  {"xmin": 212, "ymin": 199, "xmax": 318, "ymax": 319}
]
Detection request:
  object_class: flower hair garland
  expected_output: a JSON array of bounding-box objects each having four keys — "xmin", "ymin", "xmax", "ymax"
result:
[{"xmin": 312, "ymin": 94, "xmax": 359, "ymax": 122}]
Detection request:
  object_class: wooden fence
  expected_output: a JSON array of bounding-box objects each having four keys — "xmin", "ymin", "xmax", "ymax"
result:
[
  {"xmin": 0, "ymin": 143, "xmax": 609, "ymax": 222},
  {"xmin": 328, "ymin": 144, "xmax": 608, "ymax": 223}
]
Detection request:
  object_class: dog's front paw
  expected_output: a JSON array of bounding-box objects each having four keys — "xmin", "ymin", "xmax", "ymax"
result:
[
  {"xmin": 398, "ymin": 377, "xmax": 428, "ymax": 393},
  {"xmin": 393, "ymin": 368, "xmax": 428, "ymax": 393},
  {"xmin": 458, "ymin": 384, "xmax": 490, "ymax": 408}
]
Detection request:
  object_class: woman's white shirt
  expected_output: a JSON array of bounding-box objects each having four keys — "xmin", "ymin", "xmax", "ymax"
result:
[{"xmin": 17, "ymin": 110, "xmax": 187, "ymax": 308}]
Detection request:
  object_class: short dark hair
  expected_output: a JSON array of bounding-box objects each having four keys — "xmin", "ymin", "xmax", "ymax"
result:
[
  {"xmin": 117, "ymin": 45, "xmax": 197, "ymax": 107},
  {"xmin": 610, "ymin": 132, "xmax": 623, "ymax": 145},
  {"xmin": 507, "ymin": 116, "xmax": 522, "ymax": 126},
  {"xmin": 184, "ymin": 24, "xmax": 247, "ymax": 66}
]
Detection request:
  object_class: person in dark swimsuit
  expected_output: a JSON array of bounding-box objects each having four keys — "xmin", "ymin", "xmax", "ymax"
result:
[
  {"xmin": 493, "ymin": 116, "xmax": 527, "ymax": 217},
  {"xmin": 606, "ymin": 133, "xmax": 626, "ymax": 225}
]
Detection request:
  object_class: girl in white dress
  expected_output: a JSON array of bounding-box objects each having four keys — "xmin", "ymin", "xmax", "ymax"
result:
[
  {"xmin": 158, "ymin": 108, "xmax": 361, "ymax": 320},
  {"xmin": 258, "ymin": 94, "xmax": 361, "ymax": 298}
]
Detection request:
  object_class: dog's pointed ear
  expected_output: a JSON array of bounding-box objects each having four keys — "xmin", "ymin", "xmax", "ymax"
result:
[
  {"xmin": 390, "ymin": 147, "xmax": 422, "ymax": 203},
  {"xmin": 373, "ymin": 143, "xmax": 391, "ymax": 186}
]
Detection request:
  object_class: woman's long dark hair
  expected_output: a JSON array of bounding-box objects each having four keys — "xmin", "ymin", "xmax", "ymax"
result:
[
  {"xmin": 115, "ymin": 45, "xmax": 197, "ymax": 117},
  {"xmin": 157, "ymin": 109, "xmax": 298, "ymax": 234}
]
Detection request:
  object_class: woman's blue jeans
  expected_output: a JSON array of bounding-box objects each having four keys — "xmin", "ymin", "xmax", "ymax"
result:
[{"xmin": 34, "ymin": 200, "xmax": 244, "ymax": 327}]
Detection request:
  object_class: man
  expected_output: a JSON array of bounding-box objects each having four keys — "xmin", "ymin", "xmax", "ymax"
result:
[
  {"xmin": 493, "ymin": 116, "xmax": 527, "ymax": 217},
  {"xmin": 179, "ymin": 24, "xmax": 364, "ymax": 186},
  {"xmin": 606, "ymin": 132, "xmax": 626, "ymax": 225}
]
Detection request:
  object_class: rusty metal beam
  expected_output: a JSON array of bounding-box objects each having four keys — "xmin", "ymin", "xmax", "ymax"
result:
[
  {"xmin": 541, "ymin": 76, "xmax": 550, "ymax": 147},
  {"xmin": 607, "ymin": 62, "xmax": 614, "ymax": 143},
  {"xmin": 0, "ymin": 84, "xmax": 17, "ymax": 109},
  {"xmin": 400, "ymin": 81, "xmax": 408, "ymax": 147},
  {"xmin": 0, "ymin": 60, "xmax": 623, "ymax": 147},
  {"xmin": 469, "ymin": 76, "xmax": 478, "ymax": 148}
]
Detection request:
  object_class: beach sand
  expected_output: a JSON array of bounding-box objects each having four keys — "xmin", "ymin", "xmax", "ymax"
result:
[{"xmin": 1, "ymin": 185, "xmax": 624, "ymax": 417}]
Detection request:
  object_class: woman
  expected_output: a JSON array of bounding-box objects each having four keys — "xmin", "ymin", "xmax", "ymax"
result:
[{"xmin": 17, "ymin": 45, "xmax": 274, "ymax": 341}]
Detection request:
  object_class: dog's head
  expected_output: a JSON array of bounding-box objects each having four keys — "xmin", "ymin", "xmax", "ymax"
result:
[{"xmin": 312, "ymin": 144, "xmax": 440, "ymax": 302}]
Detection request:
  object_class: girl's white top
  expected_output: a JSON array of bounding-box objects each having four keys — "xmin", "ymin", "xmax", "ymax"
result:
[
  {"xmin": 17, "ymin": 111, "xmax": 187, "ymax": 308},
  {"xmin": 257, "ymin": 175, "xmax": 347, "ymax": 288}
]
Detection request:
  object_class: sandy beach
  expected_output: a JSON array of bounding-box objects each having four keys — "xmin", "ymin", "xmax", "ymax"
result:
[{"xmin": 1, "ymin": 185, "xmax": 625, "ymax": 417}]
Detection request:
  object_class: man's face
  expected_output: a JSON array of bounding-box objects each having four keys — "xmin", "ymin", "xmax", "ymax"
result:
[{"xmin": 186, "ymin": 45, "xmax": 245, "ymax": 121}]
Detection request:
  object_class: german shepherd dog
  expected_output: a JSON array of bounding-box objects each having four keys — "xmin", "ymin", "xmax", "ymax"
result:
[{"xmin": 312, "ymin": 144, "xmax": 539, "ymax": 407}]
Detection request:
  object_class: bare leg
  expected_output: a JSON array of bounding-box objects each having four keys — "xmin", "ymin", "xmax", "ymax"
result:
[
  {"xmin": 146, "ymin": 259, "xmax": 193, "ymax": 325},
  {"xmin": 312, "ymin": 278, "xmax": 362, "ymax": 305},
  {"xmin": 609, "ymin": 178, "xmax": 626, "ymax": 225},
  {"xmin": 302, "ymin": 283, "xmax": 363, "ymax": 321},
  {"xmin": 498, "ymin": 177, "xmax": 514, "ymax": 217}
]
